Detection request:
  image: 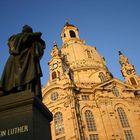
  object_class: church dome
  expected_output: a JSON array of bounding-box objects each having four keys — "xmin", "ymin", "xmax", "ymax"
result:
[{"xmin": 60, "ymin": 22, "xmax": 113, "ymax": 85}]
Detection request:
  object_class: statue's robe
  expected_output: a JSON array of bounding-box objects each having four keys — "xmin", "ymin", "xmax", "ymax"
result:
[{"xmin": 1, "ymin": 32, "xmax": 45, "ymax": 97}]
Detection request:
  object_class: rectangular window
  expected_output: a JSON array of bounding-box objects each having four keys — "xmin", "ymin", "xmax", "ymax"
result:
[
  {"xmin": 82, "ymin": 95, "xmax": 89, "ymax": 100},
  {"xmin": 124, "ymin": 130, "xmax": 134, "ymax": 140},
  {"xmin": 89, "ymin": 134, "xmax": 99, "ymax": 140},
  {"xmin": 86, "ymin": 50, "xmax": 92, "ymax": 58}
]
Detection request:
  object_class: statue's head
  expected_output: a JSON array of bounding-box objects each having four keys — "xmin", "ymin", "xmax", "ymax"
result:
[{"xmin": 22, "ymin": 25, "xmax": 33, "ymax": 33}]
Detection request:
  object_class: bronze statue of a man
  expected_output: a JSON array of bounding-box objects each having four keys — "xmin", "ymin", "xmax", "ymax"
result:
[{"xmin": 1, "ymin": 25, "xmax": 45, "ymax": 100}]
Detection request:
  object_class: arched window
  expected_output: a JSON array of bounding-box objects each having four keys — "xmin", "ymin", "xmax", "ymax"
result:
[
  {"xmin": 112, "ymin": 87, "xmax": 119, "ymax": 97},
  {"xmin": 54, "ymin": 112, "xmax": 64, "ymax": 135},
  {"xmin": 117, "ymin": 107, "xmax": 134, "ymax": 140},
  {"xmin": 69, "ymin": 30, "xmax": 76, "ymax": 38},
  {"xmin": 99, "ymin": 72, "xmax": 106, "ymax": 82},
  {"xmin": 85, "ymin": 110, "xmax": 97, "ymax": 132},
  {"xmin": 63, "ymin": 33, "xmax": 66, "ymax": 37},
  {"xmin": 117, "ymin": 107, "xmax": 130, "ymax": 128},
  {"xmin": 130, "ymin": 77, "xmax": 137, "ymax": 85},
  {"xmin": 52, "ymin": 71, "xmax": 57, "ymax": 80}
]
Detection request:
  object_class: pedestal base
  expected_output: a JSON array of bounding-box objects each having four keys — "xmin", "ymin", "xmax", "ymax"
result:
[{"xmin": 0, "ymin": 91, "xmax": 53, "ymax": 140}]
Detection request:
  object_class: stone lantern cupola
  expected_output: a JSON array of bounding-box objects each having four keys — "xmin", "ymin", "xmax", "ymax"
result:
[{"xmin": 61, "ymin": 21, "xmax": 83, "ymax": 45}]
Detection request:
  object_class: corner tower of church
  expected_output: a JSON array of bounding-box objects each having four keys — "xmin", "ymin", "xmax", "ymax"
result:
[
  {"xmin": 43, "ymin": 22, "xmax": 140, "ymax": 140},
  {"xmin": 119, "ymin": 51, "xmax": 140, "ymax": 86}
]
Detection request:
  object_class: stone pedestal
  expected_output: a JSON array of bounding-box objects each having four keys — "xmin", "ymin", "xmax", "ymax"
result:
[{"xmin": 0, "ymin": 91, "xmax": 53, "ymax": 140}]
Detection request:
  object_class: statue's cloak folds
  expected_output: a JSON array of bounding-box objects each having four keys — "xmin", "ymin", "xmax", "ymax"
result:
[{"xmin": 1, "ymin": 32, "xmax": 45, "ymax": 91}]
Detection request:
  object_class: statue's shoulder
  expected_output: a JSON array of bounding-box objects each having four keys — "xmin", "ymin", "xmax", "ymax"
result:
[
  {"xmin": 7, "ymin": 33, "xmax": 22, "ymax": 50},
  {"xmin": 8, "ymin": 33, "xmax": 22, "ymax": 41}
]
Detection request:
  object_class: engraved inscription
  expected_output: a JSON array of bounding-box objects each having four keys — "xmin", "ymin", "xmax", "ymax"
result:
[{"xmin": 0, "ymin": 125, "xmax": 28, "ymax": 137}]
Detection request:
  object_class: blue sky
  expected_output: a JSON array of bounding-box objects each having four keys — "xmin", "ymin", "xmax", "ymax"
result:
[{"xmin": 0, "ymin": 0, "xmax": 140, "ymax": 86}]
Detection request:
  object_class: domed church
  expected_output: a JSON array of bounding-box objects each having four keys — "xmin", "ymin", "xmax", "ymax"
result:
[{"xmin": 42, "ymin": 22, "xmax": 140, "ymax": 140}]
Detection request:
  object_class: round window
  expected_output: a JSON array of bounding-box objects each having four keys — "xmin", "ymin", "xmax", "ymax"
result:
[{"xmin": 51, "ymin": 92, "xmax": 59, "ymax": 101}]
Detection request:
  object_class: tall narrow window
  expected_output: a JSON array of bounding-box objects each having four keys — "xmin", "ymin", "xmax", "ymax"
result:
[
  {"xmin": 99, "ymin": 72, "xmax": 106, "ymax": 82},
  {"xmin": 117, "ymin": 107, "xmax": 134, "ymax": 140},
  {"xmin": 130, "ymin": 77, "xmax": 137, "ymax": 85},
  {"xmin": 117, "ymin": 107, "xmax": 130, "ymax": 128},
  {"xmin": 87, "ymin": 50, "xmax": 92, "ymax": 58},
  {"xmin": 52, "ymin": 71, "xmax": 57, "ymax": 80},
  {"xmin": 112, "ymin": 87, "xmax": 119, "ymax": 97},
  {"xmin": 63, "ymin": 33, "xmax": 66, "ymax": 37},
  {"xmin": 85, "ymin": 110, "xmax": 97, "ymax": 132},
  {"xmin": 69, "ymin": 30, "xmax": 76, "ymax": 38},
  {"xmin": 54, "ymin": 112, "xmax": 64, "ymax": 135}
]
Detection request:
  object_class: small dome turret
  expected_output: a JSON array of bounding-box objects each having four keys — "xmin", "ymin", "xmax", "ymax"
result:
[{"xmin": 61, "ymin": 21, "xmax": 81, "ymax": 45}]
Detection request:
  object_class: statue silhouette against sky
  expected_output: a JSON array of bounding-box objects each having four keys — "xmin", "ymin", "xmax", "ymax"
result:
[{"xmin": 1, "ymin": 25, "xmax": 45, "ymax": 100}]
